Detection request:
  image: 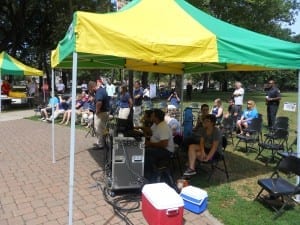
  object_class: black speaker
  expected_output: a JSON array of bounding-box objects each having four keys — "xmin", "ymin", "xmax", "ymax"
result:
[{"xmin": 109, "ymin": 136, "xmax": 145, "ymax": 191}]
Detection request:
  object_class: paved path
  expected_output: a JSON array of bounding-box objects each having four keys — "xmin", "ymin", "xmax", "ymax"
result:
[{"xmin": 0, "ymin": 110, "xmax": 223, "ymax": 225}]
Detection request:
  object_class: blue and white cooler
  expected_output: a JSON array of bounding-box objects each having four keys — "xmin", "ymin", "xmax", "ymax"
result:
[{"xmin": 180, "ymin": 185, "xmax": 208, "ymax": 214}]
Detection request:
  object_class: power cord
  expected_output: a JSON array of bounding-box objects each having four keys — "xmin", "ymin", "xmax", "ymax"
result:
[{"xmin": 90, "ymin": 168, "xmax": 143, "ymax": 225}]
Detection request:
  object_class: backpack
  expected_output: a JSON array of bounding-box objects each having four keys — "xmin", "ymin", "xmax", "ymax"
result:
[{"xmin": 183, "ymin": 107, "xmax": 193, "ymax": 138}]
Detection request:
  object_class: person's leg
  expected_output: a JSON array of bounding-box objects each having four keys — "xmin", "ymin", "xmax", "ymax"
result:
[
  {"xmin": 236, "ymin": 119, "xmax": 242, "ymax": 133},
  {"xmin": 59, "ymin": 111, "xmax": 67, "ymax": 124},
  {"xmin": 187, "ymin": 144, "xmax": 200, "ymax": 170},
  {"xmin": 65, "ymin": 110, "xmax": 71, "ymax": 125},
  {"xmin": 267, "ymin": 105, "xmax": 272, "ymax": 128},
  {"xmin": 94, "ymin": 112, "xmax": 109, "ymax": 148},
  {"xmin": 144, "ymin": 147, "xmax": 171, "ymax": 181},
  {"xmin": 269, "ymin": 105, "xmax": 278, "ymax": 128}
]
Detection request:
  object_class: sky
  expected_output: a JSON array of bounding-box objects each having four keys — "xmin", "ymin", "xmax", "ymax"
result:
[{"xmin": 290, "ymin": 14, "xmax": 300, "ymax": 35}]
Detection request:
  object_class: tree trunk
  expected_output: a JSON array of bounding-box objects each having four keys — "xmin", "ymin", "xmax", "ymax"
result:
[
  {"xmin": 141, "ymin": 72, "xmax": 148, "ymax": 88},
  {"xmin": 202, "ymin": 73, "xmax": 209, "ymax": 93}
]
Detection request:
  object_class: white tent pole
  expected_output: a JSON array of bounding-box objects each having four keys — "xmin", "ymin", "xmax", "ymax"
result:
[
  {"xmin": 0, "ymin": 72, "xmax": 2, "ymax": 113},
  {"xmin": 68, "ymin": 52, "xmax": 78, "ymax": 225},
  {"xmin": 296, "ymin": 70, "xmax": 300, "ymax": 201},
  {"xmin": 180, "ymin": 74, "xmax": 184, "ymax": 130},
  {"xmin": 51, "ymin": 69, "xmax": 56, "ymax": 164},
  {"xmin": 43, "ymin": 77, "xmax": 46, "ymax": 103}
]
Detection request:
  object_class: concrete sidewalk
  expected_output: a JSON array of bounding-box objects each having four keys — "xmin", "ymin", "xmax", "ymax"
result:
[{"xmin": 0, "ymin": 110, "xmax": 223, "ymax": 225}]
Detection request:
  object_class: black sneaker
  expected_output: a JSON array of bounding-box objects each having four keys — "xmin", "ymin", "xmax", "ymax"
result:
[{"xmin": 183, "ymin": 168, "xmax": 197, "ymax": 176}]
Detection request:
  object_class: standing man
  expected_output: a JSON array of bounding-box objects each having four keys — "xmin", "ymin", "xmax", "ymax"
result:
[
  {"xmin": 89, "ymin": 80, "xmax": 109, "ymax": 149},
  {"xmin": 133, "ymin": 81, "xmax": 144, "ymax": 126},
  {"xmin": 266, "ymin": 79, "xmax": 281, "ymax": 128},
  {"xmin": 232, "ymin": 81, "xmax": 244, "ymax": 117}
]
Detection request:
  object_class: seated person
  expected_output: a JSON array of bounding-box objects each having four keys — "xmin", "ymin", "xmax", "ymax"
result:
[
  {"xmin": 182, "ymin": 104, "xmax": 209, "ymax": 151},
  {"xmin": 211, "ymin": 98, "xmax": 223, "ymax": 125},
  {"xmin": 1, "ymin": 80, "xmax": 11, "ymax": 95},
  {"xmin": 144, "ymin": 108, "xmax": 174, "ymax": 182},
  {"xmin": 164, "ymin": 110, "xmax": 182, "ymax": 145},
  {"xmin": 47, "ymin": 95, "xmax": 70, "ymax": 122},
  {"xmin": 81, "ymin": 95, "xmax": 96, "ymax": 128},
  {"xmin": 167, "ymin": 89, "xmax": 180, "ymax": 108},
  {"xmin": 236, "ymin": 100, "xmax": 258, "ymax": 134},
  {"xmin": 40, "ymin": 94, "xmax": 60, "ymax": 121},
  {"xmin": 183, "ymin": 114, "xmax": 222, "ymax": 176},
  {"xmin": 224, "ymin": 98, "xmax": 241, "ymax": 122}
]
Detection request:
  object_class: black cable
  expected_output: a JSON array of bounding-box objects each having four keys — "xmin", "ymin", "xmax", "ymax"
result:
[{"xmin": 90, "ymin": 168, "xmax": 142, "ymax": 225}]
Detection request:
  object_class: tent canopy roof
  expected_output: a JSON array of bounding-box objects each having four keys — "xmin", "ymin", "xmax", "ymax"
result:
[
  {"xmin": 51, "ymin": 0, "xmax": 300, "ymax": 74},
  {"xmin": 0, "ymin": 51, "xmax": 43, "ymax": 76}
]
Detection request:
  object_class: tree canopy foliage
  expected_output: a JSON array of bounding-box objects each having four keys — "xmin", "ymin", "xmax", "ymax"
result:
[{"xmin": 0, "ymin": 0, "xmax": 299, "ymax": 89}]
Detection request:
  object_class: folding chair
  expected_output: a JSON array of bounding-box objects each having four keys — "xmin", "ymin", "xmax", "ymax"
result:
[
  {"xmin": 256, "ymin": 129, "xmax": 289, "ymax": 165},
  {"xmin": 199, "ymin": 135, "xmax": 229, "ymax": 181},
  {"xmin": 221, "ymin": 117, "xmax": 235, "ymax": 145},
  {"xmin": 255, "ymin": 156, "xmax": 300, "ymax": 219},
  {"xmin": 85, "ymin": 113, "xmax": 96, "ymax": 138},
  {"xmin": 235, "ymin": 117, "xmax": 262, "ymax": 153}
]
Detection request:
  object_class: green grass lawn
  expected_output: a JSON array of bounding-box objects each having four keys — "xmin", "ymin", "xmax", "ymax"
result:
[{"xmin": 176, "ymin": 90, "xmax": 299, "ymax": 225}]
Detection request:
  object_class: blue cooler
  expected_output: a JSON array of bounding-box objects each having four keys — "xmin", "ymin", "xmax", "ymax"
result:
[{"xmin": 180, "ymin": 186, "xmax": 208, "ymax": 214}]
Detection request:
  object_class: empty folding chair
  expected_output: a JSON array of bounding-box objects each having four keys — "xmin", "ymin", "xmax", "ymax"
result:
[
  {"xmin": 256, "ymin": 129, "xmax": 289, "ymax": 165},
  {"xmin": 255, "ymin": 156, "xmax": 300, "ymax": 219}
]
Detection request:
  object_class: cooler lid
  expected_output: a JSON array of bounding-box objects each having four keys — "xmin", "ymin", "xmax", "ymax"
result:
[
  {"xmin": 180, "ymin": 185, "xmax": 208, "ymax": 200},
  {"xmin": 142, "ymin": 183, "xmax": 184, "ymax": 209}
]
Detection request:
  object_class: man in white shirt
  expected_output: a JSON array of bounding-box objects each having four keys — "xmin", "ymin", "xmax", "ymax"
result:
[
  {"xmin": 56, "ymin": 80, "xmax": 65, "ymax": 94},
  {"xmin": 105, "ymin": 79, "xmax": 116, "ymax": 115},
  {"xmin": 144, "ymin": 109, "xmax": 174, "ymax": 182},
  {"xmin": 232, "ymin": 81, "xmax": 244, "ymax": 115}
]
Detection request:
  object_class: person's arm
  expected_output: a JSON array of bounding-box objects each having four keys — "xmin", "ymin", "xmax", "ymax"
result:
[
  {"xmin": 96, "ymin": 101, "xmax": 102, "ymax": 114},
  {"xmin": 204, "ymin": 140, "xmax": 219, "ymax": 161},
  {"xmin": 145, "ymin": 139, "xmax": 168, "ymax": 148},
  {"xmin": 216, "ymin": 107, "xmax": 223, "ymax": 118},
  {"xmin": 128, "ymin": 97, "xmax": 133, "ymax": 108}
]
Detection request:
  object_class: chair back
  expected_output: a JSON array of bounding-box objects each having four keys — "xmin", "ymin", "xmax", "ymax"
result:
[
  {"xmin": 248, "ymin": 117, "xmax": 263, "ymax": 133},
  {"xmin": 222, "ymin": 135, "xmax": 228, "ymax": 150},
  {"xmin": 273, "ymin": 128, "xmax": 289, "ymax": 140},
  {"xmin": 222, "ymin": 117, "xmax": 234, "ymax": 131},
  {"xmin": 278, "ymin": 156, "xmax": 300, "ymax": 176},
  {"xmin": 273, "ymin": 117, "xmax": 289, "ymax": 130}
]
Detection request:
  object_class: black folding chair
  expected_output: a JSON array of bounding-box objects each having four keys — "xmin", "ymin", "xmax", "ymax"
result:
[
  {"xmin": 221, "ymin": 117, "xmax": 235, "ymax": 145},
  {"xmin": 199, "ymin": 135, "xmax": 229, "ymax": 181},
  {"xmin": 85, "ymin": 113, "xmax": 96, "ymax": 138},
  {"xmin": 256, "ymin": 129, "xmax": 289, "ymax": 165},
  {"xmin": 235, "ymin": 117, "xmax": 262, "ymax": 153},
  {"xmin": 255, "ymin": 156, "xmax": 300, "ymax": 219}
]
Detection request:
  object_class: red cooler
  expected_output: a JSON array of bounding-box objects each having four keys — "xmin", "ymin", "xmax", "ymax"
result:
[{"xmin": 142, "ymin": 182, "xmax": 184, "ymax": 225}]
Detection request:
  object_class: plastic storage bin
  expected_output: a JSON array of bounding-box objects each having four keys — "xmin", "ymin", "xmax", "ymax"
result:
[
  {"xmin": 142, "ymin": 182, "xmax": 184, "ymax": 225},
  {"xmin": 180, "ymin": 185, "xmax": 208, "ymax": 214}
]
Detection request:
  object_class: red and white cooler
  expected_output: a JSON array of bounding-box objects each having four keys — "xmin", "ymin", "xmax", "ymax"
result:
[{"xmin": 142, "ymin": 182, "xmax": 184, "ymax": 225}]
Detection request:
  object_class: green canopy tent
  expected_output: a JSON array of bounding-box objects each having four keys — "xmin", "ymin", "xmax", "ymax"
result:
[
  {"xmin": 0, "ymin": 51, "xmax": 43, "ymax": 112},
  {"xmin": 50, "ymin": 0, "xmax": 300, "ymax": 224}
]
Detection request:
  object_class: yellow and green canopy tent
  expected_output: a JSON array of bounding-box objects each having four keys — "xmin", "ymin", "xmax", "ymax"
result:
[
  {"xmin": 51, "ymin": 0, "xmax": 300, "ymax": 74},
  {"xmin": 0, "ymin": 51, "xmax": 43, "ymax": 112},
  {"xmin": 50, "ymin": 1, "xmax": 300, "ymax": 224},
  {"xmin": 0, "ymin": 51, "xmax": 43, "ymax": 76}
]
